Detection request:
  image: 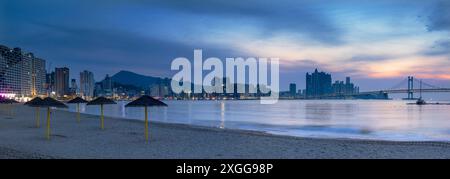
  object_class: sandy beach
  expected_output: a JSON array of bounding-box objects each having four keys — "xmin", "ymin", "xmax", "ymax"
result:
[{"xmin": 0, "ymin": 104, "xmax": 450, "ymax": 159}]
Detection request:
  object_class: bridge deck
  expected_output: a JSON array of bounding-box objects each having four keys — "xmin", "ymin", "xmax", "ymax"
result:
[{"xmin": 361, "ymin": 88, "xmax": 450, "ymax": 94}]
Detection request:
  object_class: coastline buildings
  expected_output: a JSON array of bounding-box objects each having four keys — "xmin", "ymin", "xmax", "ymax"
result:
[
  {"xmin": 31, "ymin": 56, "xmax": 46, "ymax": 96},
  {"xmin": 306, "ymin": 69, "xmax": 332, "ymax": 97},
  {"xmin": 55, "ymin": 67, "xmax": 70, "ymax": 97},
  {"xmin": 332, "ymin": 77, "xmax": 359, "ymax": 95},
  {"xmin": 70, "ymin": 78, "xmax": 78, "ymax": 95},
  {"xmin": 0, "ymin": 45, "xmax": 46, "ymax": 98},
  {"xmin": 94, "ymin": 74, "xmax": 113, "ymax": 97},
  {"xmin": 150, "ymin": 83, "xmax": 170, "ymax": 98},
  {"xmin": 80, "ymin": 70, "xmax": 95, "ymax": 99},
  {"xmin": 0, "ymin": 44, "xmax": 374, "ymax": 100},
  {"xmin": 102, "ymin": 74, "xmax": 113, "ymax": 95},
  {"xmin": 94, "ymin": 82, "xmax": 103, "ymax": 97},
  {"xmin": 305, "ymin": 69, "xmax": 361, "ymax": 98},
  {"xmin": 289, "ymin": 83, "xmax": 297, "ymax": 97},
  {"xmin": 45, "ymin": 71, "xmax": 56, "ymax": 96}
]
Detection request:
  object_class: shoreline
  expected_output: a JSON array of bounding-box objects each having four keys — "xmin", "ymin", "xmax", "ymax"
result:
[
  {"xmin": 64, "ymin": 103, "xmax": 450, "ymax": 143},
  {"xmin": 1, "ymin": 104, "xmax": 450, "ymax": 159},
  {"xmin": 85, "ymin": 112, "xmax": 450, "ymax": 145}
]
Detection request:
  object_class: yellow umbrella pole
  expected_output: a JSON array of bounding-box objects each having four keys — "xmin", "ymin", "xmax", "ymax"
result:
[
  {"xmin": 77, "ymin": 103, "xmax": 80, "ymax": 123},
  {"xmin": 145, "ymin": 106, "xmax": 148, "ymax": 142},
  {"xmin": 46, "ymin": 107, "xmax": 51, "ymax": 140},
  {"xmin": 36, "ymin": 107, "xmax": 40, "ymax": 128},
  {"xmin": 100, "ymin": 104, "xmax": 104, "ymax": 130}
]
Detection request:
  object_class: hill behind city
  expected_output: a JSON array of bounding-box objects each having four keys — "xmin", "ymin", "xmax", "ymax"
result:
[{"xmin": 110, "ymin": 70, "xmax": 169, "ymax": 88}]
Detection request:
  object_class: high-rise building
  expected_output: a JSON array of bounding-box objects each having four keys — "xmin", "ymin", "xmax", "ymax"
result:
[
  {"xmin": 332, "ymin": 81, "xmax": 345, "ymax": 94},
  {"xmin": 32, "ymin": 57, "xmax": 46, "ymax": 96},
  {"xmin": 45, "ymin": 71, "xmax": 55, "ymax": 95},
  {"xmin": 345, "ymin": 77, "xmax": 355, "ymax": 94},
  {"xmin": 150, "ymin": 85, "xmax": 160, "ymax": 97},
  {"xmin": 55, "ymin": 67, "xmax": 70, "ymax": 97},
  {"xmin": 93, "ymin": 74, "xmax": 113, "ymax": 97},
  {"xmin": 150, "ymin": 83, "xmax": 170, "ymax": 98},
  {"xmin": 70, "ymin": 78, "xmax": 77, "ymax": 95},
  {"xmin": 20, "ymin": 52, "xmax": 32, "ymax": 96},
  {"xmin": 80, "ymin": 70, "xmax": 95, "ymax": 99},
  {"xmin": 332, "ymin": 77, "xmax": 359, "ymax": 95},
  {"xmin": 289, "ymin": 83, "xmax": 297, "ymax": 97},
  {"xmin": 94, "ymin": 82, "xmax": 102, "ymax": 97},
  {"xmin": 0, "ymin": 45, "xmax": 46, "ymax": 98},
  {"xmin": 102, "ymin": 74, "xmax": 112, "ymax": 92},
  {"xmin": 71, "ymin": 79, "xmax": 76, "ymax": 88},
  {"xmin": 0, "ymin": 46, "xmax": 22, "ymax": 97},
  {"xmin": 306, "ymin": 69, "xmax": 332, "ymax": 97}
]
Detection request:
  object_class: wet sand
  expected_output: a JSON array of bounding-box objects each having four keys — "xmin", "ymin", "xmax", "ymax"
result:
[{"xmin": 1, "ymin": 104, "xmax": 450, "ymax": 159}]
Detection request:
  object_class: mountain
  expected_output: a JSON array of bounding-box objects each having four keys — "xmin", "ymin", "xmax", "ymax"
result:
[{"xmin": 110, "ymin": 70, "xmax": 169, "ymax": 88}]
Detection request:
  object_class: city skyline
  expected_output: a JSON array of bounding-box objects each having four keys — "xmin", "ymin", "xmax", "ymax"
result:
[
  {"xmin": 0, "ymin": 0, "xmax": 449, "ymax": 92},
  {"xmin": 0, "ymin": 43, "xmax": 445, "ymax": 100},
  {"xmin": 0, "ymin": 45, "xmax": 46, "ymax": 97},
  {"xmin": 1, "ymin": 1, "xmax": 450, "ymax": 161}
]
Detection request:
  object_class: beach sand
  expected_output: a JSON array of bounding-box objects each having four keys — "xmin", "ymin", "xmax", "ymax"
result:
[{"xmin": 0, "ymin": 104, "xmax": 449, "ymax": 159}]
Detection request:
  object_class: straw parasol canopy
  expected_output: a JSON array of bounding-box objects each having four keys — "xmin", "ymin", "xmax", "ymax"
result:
[
  {"xmin": 24, "ymin": 97, "xmax": 43, "ymax": 106},
  {"xmin": 30, "ymin": 97, "xmax": 68, "ymax": 108},
  {"xmin": 29, "ymin": 97, "xmax": 67, "ymax": 140},
  {"xmin": 67, "ymin": 97, "xmax": 88, "ymax": 104},
  {"xmin": 125, "ymin": 95, "xmax": 168, "ymax": 107},
  {"xmin": 125, "ymin": 95, "xmax": 167, "ymax": 142},
  {"xmin": 8, "ymin": 99, "xmax": 19, "ymax": 104},
  {"xmin": 0, "ymin": 97, "xmax": 19, "ymax": 116},
  {"xmin": 0, "ymin": 98, "xmax": 19, "ymax": 104},
  {"xmin": 87, "ymin": 96, "xmax": 116, "ymax": 130},
  {"xmin": 87, "ymin": 97, "xmax": 116, "ymax": 105},
  {"xmin": 67, "ymin": 97, "xmax": 89, "ymax": 122},
  {"xmin": 24, "ymin": 97, "xmax": 44, "ymax": 128}
]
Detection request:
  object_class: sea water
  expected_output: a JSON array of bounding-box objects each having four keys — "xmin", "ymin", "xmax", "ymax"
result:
[{"xmin": 64, "ymin": 100, "xmax": 450, "ymax": 141}]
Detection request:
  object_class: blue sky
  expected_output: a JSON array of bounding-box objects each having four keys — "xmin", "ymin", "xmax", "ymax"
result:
[{"xmin": 0, "ymin": 0, "xmax": 449, "ymax": 91}]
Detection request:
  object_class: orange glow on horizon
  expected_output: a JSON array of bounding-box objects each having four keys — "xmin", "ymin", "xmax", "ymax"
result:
[
  {"xmin": 415, "ymin": 74, "xmax": 450, "ymax": 80},
  {"xmin": 366, "ymin": 72, "xmax": 450, "ymax": 80}
]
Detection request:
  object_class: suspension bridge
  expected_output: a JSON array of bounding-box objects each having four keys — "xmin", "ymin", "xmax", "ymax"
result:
[
  {"xmin": 309, "ymin": 76, "xmax": 450, "ymax": 99},
  {"xmin": 359, "ymin": 76, "xmax": 450, "ymax": 99}
]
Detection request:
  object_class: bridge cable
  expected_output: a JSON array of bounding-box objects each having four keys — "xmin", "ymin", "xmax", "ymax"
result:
[
  {"xmin": 412, "ymin": 78, "xmax": 442, "ymax": 89},
  {"xmin": 388, "ymin": 78, "xmax": 409, "ymax": 90}
]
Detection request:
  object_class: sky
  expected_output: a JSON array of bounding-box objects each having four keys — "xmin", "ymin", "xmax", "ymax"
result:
[{"xmin": 0, "ymin": 0, "xmax": 449, "ymax": 92}]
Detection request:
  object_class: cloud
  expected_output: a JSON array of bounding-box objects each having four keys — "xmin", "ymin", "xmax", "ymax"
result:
[
  {"xmin": 146, "ymin": 0, "xmax": 344, "ymax": 44},
  {"xmin": 1, "ymin": 0, "xmax": 450, "ymax": 91},
  {"xmin": 348, "ymin": 55, "xmax": 393, "ymax": 62},
  {"xmin": 425, "ymin": 0, "xmax": 450, "ymax": 32},
  {"xmin": 423, "ymin": 39, "xmax": 450, "ymax": 56},
  {"xmin": 1, "ymin": 21, "xmax": 245, "ymax": 80}
]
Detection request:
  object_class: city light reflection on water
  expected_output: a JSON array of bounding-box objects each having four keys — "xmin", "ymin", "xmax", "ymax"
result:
[{"xmin": 63, "ymin": 100, "xmax": 450, "ymax": 141}]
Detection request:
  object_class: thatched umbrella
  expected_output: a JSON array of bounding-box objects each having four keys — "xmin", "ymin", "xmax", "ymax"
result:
[
  {"xmin": 7, "ymin": 99, "xmax": 19, "ymax": 116},
  {"xmin": 24, "ymin": 97, "xmax": 44, "ymax": 128},
  {"xmin": 67, "ymin": 97, "xmax": 88, "ymax": 123},
  {"xmin": 0, "ymin": 98, "xmax": 19, "ymax": 104},
  {"xmin": 24, "ymin": 97, "xmax": 43, "ymax": 105},
  {"xmin": 29, "ymin": 97, "xmax": 68, "ymax": 140},
  {"xmin": 0, "ymin": 98, "xmax": 9, "ymax": 115},
  {"xmin": 5, "ymin": 98, "xmax": 19, "ymax": 103},
  {"xmin": 0, "ymin": 98, "xmax": 19, "ymax": 116},
  {"xmin": 125, "ymin": 95, "xmax": 167, "ymax": 142},
  {"xmin": 86, "ymin": 97, "xmax": 116, "ymax": 130}
]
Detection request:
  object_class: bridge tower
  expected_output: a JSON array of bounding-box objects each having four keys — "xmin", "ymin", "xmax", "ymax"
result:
[{"xmin": 407, "ymin": 76, "xmax": 414, "ymax": 99}]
